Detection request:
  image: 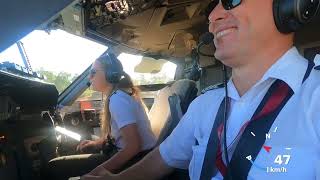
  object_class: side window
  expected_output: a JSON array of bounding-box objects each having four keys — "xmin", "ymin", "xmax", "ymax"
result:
[{"xmin": 0, "ymin": 30, "xmax": 107, "ymax": 94}]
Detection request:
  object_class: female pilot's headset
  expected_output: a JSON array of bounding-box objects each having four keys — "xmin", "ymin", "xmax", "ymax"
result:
[
  {"xmin": 101, "ymin": 53, "xmax": 124, "ymax": 84},
  {"xmin": 208, "ymin": 0, "xmax": 320, "ymax": 34}
]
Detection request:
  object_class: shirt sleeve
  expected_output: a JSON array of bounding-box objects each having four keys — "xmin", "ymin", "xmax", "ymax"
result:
[
  {"xmin": 159, "ymin": 99, "xmax": 198, "ymax": 169},
  {"xmin": 109, "ymin": 92, "xmax": 137, "ymax": 129}
]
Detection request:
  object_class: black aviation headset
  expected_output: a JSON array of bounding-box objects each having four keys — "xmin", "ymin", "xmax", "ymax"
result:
[
  {"xmin": 273, "ymin": 0, "xmax": 320, "ymax": 33},
  {"xmin": 100, "ymin": 53, "xmax": 124, "ymax": 84}
]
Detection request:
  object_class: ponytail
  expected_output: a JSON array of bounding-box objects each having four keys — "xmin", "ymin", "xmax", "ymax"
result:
[{"xmin": 100, "ymin": 72, "xmax": 147, "ymax": 139}]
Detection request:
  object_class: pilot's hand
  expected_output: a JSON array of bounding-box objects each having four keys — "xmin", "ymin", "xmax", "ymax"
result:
[{"xmin": 76, "ymin": 140, "xmax": 100, "ymax": 153}]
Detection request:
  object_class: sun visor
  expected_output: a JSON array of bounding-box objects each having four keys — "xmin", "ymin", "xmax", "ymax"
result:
[
  {"xmin": 134, "ymin": 57, "xmax": 167, "ymax": 73},
  {"xmin": 0, "ymin": 0, "xmax": 75, "ymax": 52}
]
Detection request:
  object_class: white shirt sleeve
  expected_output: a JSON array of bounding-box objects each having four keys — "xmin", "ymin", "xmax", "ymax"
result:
[
  {"xmin": 159, "ymin": 99, "xmax": 198, "ymax": 169},
  {"xmin": 109, "ymin": 92, "xmax": 137, "ymax": 129}
]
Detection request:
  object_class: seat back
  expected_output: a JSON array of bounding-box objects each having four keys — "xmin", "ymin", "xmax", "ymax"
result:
[{"xmin": 148, "ymin": 79, "xmax": 198, "ymax": 144}]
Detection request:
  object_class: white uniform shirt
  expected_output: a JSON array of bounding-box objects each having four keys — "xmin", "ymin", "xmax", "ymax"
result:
[
  {"xmin": 159, "ymin": 47, "xmax": 320, "ymax": 180},
  {"xmin": 109, "ymin": 90, "xmax": 156, "ymax": 150}
]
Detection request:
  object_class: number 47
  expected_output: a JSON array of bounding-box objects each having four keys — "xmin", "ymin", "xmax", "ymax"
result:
[{"xmin": 274, "ymin": 155, "xmax": 291, "ymax": 165}]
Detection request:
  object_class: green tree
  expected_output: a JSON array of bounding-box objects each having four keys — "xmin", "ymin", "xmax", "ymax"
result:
[
  {"xmin": 134, "ymin": 74, "xmax": 149, "ymax": 85},
  {"xmin": 150, "ymin": 73, "xmax": 169, "ymax": 84},
  {"xmin": 37, "ymin": 68, "xmax": 77, "ymax": 93}
]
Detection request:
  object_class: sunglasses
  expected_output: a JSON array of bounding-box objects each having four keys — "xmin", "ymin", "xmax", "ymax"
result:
[{"xmin": 209, "ymin": 0, "xmax": 242, "ymax": 11}]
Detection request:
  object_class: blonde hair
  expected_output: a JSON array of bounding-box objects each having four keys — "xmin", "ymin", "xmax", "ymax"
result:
[{"xmin": 98, "ymin": 57, "xmax": 147, "ymax": 139}]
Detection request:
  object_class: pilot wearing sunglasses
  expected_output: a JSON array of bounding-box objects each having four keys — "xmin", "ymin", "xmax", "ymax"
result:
[{"xmin": 82, "ymin": 0, "xmax": 320, "ymax": 180}]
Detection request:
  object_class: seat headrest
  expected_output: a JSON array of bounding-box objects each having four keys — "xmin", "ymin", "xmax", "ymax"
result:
[{"xmin": 148, "ymin": 79, "xmax": 197, "ymax": 138}]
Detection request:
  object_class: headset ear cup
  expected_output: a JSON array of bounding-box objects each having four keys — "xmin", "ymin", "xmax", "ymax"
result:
[
  {"xmin": 104, "ymin": 53, "xmax": 123, "ymax": 84},
  {"xmin": 273, "ymin": 0, "xmax": 284, "ymax": 33},
  {"xmin": 273, "ymin": 0, "xmax": 320, "ymax": 34},
  {"xmin": 296, "ymin": 0, "xmax": 320, "ymax": 23},
  {"xmin": 273, "ymin": 0, "xmax": 298, "ymax": 34}
]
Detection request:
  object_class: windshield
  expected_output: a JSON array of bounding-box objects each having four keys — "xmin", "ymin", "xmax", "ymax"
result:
[
  {"xmin": 0, "ymin": 29, "xmax": 107, "ymax": 94},
  {"xmin": 0, "ymin": 29, "xmax": 176, "ymax": 95},
  {"xmin": 117, "ymin": 53, "xmax": 177, "ymax": 85}
]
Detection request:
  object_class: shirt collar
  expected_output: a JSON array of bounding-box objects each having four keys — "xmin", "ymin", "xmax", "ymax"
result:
[
  {"xmin": 261, "ymin": 47, "xmax": 308, "ymax": 94},
  {"xmin": 227, "ymin": 47, "xmax": 309, "ymax": 99}
]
